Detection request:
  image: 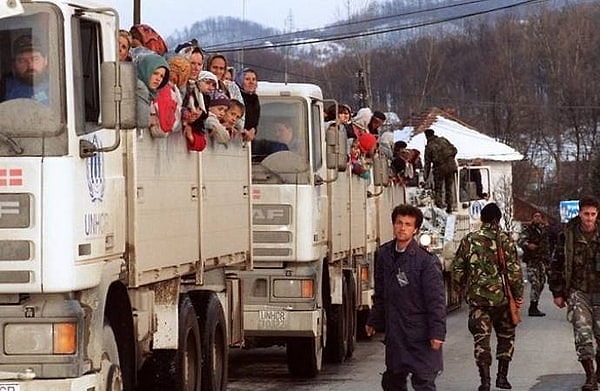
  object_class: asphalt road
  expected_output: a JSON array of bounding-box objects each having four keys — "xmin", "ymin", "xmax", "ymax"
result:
[{"xmin": 227, "ymin": 288, "xmax": 588, "ymax": 391}]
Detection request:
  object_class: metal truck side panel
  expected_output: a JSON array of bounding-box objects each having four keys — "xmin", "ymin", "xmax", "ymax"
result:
[{"xmin": 126, "ymin": 132, "xmax": 250, "ymax": 287}]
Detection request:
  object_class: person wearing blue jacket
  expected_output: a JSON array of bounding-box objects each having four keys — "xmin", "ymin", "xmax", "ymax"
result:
[{"xmin": 366, "ymin": 204, "xmax": 446, "ymax": 391}]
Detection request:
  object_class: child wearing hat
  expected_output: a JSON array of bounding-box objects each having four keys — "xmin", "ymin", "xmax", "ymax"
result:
[{"xmin": 204, "ymin": 91, "xmax": 231, "ymax": 145}]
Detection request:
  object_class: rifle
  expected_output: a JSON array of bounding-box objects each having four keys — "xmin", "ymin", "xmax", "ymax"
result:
[{"xmin": 497, "ymin": 234, "xmax": 521, "ymax": 326}]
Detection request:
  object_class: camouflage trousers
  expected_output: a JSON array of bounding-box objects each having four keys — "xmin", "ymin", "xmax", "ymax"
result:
[
  {"xmin": 432, "ymin": 170, "xmax": 455, "ymax": 210},
  {"xmin": 468, "ymin": 304, "xmax": 516, "ymax": 366},
  {"xmin": 526, "ymin": 261, "xmax": 546, "ymax": 302},
  {"xmin": 567, "ymin": 290, "xmax": 600, "ymax": 361}
]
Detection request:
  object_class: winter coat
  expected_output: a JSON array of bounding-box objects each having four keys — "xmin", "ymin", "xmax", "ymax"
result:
[
  {"xmin": 135, "ymin": 53, "xmax": 169, "ymax": 129},
  {"xmin": 240, "ymin": 89, "xmax": 260, "ymax": 132},
  {"xmin": 367, "ymin": 239, "xmax": 446, "ymax": 375}
]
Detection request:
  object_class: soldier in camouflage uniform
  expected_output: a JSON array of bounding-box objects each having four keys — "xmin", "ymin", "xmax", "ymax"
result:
[
  {"xmin": 549, "ymin": 196, "xmax": 600, "ymax": 391},
  {"xmin": 518, "ymin": 210, "xmax": 551, "ymax": 316},
  {"xmin": 424, "ymin": 128, "xmax": 458, "ymax": 213},
  {"xmin": 453, "ymin": 203, "xmax": 524, "ymax": 391}
]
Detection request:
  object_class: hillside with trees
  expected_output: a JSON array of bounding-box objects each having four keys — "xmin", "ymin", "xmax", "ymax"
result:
[{"xmin": 168, "ymin": 0, "xmax": 600, "ymax": 218}]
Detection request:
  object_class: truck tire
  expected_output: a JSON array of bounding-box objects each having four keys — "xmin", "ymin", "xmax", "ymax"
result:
[
  {"xmin": 136, "ymin": 295, "xmax": 202, "ymax": 391},
  {"xmin": 345, "ymin": 274, "xmax": 357, "ymax": 359},
  {"xmin": 286, "ymin": 336, "xmax": 323, "ymax": 377},
  {"xmin": 197, "ymin": 293, "xmax": 228, "ymax": 391},
  {"xmin": 176, "ymin": 295, "xmax": 203, "ymax": 391},
  {"xmin": 102, "ymin": 322, "xmax": 123, "ymax": 391},
  {"xmin": 325, "ymin": 273, "xmax": 349, "ymax": 363}
]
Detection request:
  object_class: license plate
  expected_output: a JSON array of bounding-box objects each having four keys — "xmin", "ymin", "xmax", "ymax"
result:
[
  {"xmin": 258, "ymin": 310, "xmax": 287, "ymax": 329},
  {"xmin": 0, "ymin": 384, "xmax": 20, "ymax": 391}
]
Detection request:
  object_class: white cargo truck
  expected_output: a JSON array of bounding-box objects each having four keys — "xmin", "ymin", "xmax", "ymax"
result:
[
  {"xmin": 238, "ymin": 82, "xmax": 405, "ymax": 377},
  {"xmin": 0, "ymin": 1, "xmax": 248, "ymax": 390},
  {"xmin": 408, "ymin": 162, "xmax": 495, "ymax": 310}
]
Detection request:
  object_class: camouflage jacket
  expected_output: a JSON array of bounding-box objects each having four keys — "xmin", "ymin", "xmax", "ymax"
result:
[
  {"xmin": 549, "ymin": 216, "xmax": 600, "ymax": 297},
  {"xmin": 453, "ymin": 223, "xmax": 524, "ymax": 307},
  {"xmin": 424, "ymin": 135, "xmax": 458, "ymax": 178},
  {"xmin": 518, "ymin": 221, "xmax": 550, "ymax": 265}
]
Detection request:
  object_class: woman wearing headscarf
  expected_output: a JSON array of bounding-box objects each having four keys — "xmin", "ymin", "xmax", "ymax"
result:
[
  {"xmin": 235, "ymin": 68, "xmax": 260, "ymax": 142},
  {"xmin": 135, "ymin": 53, "xmax": 169, "ymax": 132}
]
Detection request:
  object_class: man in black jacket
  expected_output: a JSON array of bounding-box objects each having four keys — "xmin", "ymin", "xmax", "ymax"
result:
[{"xmin": 366, "ymin": 204, "xmax": 446, "ymax": 391}]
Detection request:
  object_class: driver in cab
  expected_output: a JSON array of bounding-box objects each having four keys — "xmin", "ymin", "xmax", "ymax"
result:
[{"xmin": 0, "ymin": 34, "xmax": 49, "ymax": 104}]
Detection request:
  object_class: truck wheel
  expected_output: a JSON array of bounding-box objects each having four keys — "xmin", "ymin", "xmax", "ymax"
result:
[
  {"xmin": 198, "ymin": 293, "xmax": 228, "ymax": 391},
  {"xmin": 136, "ymin": 296, "xmax": 201, "ymax": 391},
  {"xmin": 345, "ymin": 274, "xmax": 357, "ymax": 359},
  {"xmin": 286, "ymin": 336, "xmax": 323, "ymax": 377},
  {"xmin": 102, "ymin": 322, "xmax": 123, "ymax": 391},
  {"xmin": 177, "ymin": 295, "xmax": 203, "ymax": 391},
  {"xmin": 325, "ymin": 274, "xmax": 349, "ymax": 363}
]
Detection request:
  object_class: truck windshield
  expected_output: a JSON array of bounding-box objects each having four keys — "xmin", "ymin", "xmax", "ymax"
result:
[
  {"xmin": 252, "ymin": 97, "xmax": 310, "ymax": 185},
  {"xmin": 0, "ymin": 3, "xmax": 65, "ymax": 157}
]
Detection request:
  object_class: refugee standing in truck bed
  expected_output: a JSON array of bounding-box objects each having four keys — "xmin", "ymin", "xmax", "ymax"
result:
[
  {"xmin": 236, "ymin": 67, "xmax": 260, "ymax": 141},
  {"xmin": 134, "ymin": 52, "xmax": 170, "ymax": 132},
  {"xmin": 118, "ymin": 29, "xmax": 132, "ymax": 62},
  {"xmin": 204, "ymin": 90, "xmax": 231, "ymax": 145},
  {"xmin": 207, "ymin": 53, "xmax": 244, "ymax": 133}
]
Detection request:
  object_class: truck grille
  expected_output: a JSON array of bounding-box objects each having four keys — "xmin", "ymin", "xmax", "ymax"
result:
[
  {"xmin": 0, "ymin": 193, "xmax": 30, "ymax": 228},
  {"xmin": 253, "ymin": 231, "xmax": 292, "ymax": 244}
]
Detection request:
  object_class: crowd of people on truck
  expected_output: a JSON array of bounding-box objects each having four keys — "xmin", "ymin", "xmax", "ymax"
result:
[
  {"xmin": 116, "ymin": 23, "xmax": 429, "ymax": 183},
  {"xmin": 115, "ymin": 24, "xmax": 258, "ymax": 152}
]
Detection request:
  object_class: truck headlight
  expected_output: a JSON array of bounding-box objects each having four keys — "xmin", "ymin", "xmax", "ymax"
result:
[
  {"xmin": 419, "ymin": 233, "xmax": 432, "ymax": 247},
  {"xmin": 5, "ymin": 322, "xmax": 76, "ymax": 355},
  {"xmin": 273, "ymin": 279, "xmax": 314, "ymax": 298},
  {"xmin": 360, "ymin": 265, "xmax": 370, "ymax": 291}
]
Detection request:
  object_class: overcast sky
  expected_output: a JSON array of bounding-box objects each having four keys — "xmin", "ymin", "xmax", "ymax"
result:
[{"xmin": 108, "ymin": 0, "xmax": 363, "ymax": 37}]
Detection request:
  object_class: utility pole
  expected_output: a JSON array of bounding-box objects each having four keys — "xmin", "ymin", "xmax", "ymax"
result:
[
  {"xmin": 355, "ymin": 68, "xmax": 368, "ymax": 109},
  {"xmin": 284, "ymin": 10, "xmax": 294, "ymax": 84},
  {"xmin": 133, "ymin": 0, "xmax": 140, "ymax": 24}
]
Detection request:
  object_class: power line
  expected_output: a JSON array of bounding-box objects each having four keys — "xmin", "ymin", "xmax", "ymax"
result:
[
  {"xmin": 205, "ymin": 0, "xmax": 509, "ymax": 50},
  {"xmin": 205, "ymin": 0, "xmax": 545, "ymax": 53}
]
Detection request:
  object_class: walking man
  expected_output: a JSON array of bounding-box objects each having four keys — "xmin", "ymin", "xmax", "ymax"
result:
[
  {"xmin": 519, "ymin": 210, "xmax": 551, "ymax": 316},
  {"xmin": 453, "ymin": 203, "xmax": 524, "ymax": 391},
  {"xmin": 423, "ymin": 129, "xmax": 458, "ymax": 213},
  {"xmin": 366, "ymin": 204, "xmax": 446, "ymax": 391},
  {"xmin": 549, "ymin": 196, "xmax": 600, "ymax": 391}
]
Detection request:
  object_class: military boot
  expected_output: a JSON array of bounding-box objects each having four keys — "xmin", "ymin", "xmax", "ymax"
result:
[
  {"xmin": 477, "ymin": 363, "xmax": 491, "ymax": 391},
  {"xmin": 496, "ymin": 359, "xmax": 512, "ymax": 389},
  {"xmin": 528, "ymin": 300, "xmax": 546, "ymax": 317},
  {"xmin": 581, "ymin": 359, "xmax": 598, "ymax": 391}
]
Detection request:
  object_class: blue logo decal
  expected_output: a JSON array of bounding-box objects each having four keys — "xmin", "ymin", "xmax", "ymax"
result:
[
  {"xmin": 469, "ymin": 200, "xmax": 485, "ymax": 220},
  {"xmin": 87, "ymin": 135, "xmax": 105, "ymax": 202}
]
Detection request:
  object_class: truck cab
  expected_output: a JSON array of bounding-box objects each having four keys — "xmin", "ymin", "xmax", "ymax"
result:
[
  {"xmin": 238, "ymin": 82, "xmax": 404, "ymax": 377},
  {"xmin": 0, "ymin": 2, "xmax": 248, "ymax": 390}
]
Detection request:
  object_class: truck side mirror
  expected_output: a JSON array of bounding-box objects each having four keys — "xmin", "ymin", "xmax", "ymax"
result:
[
  {"xmin": 325, "ymin": 123, "xmax": 348, "ymax": 171},
  {"xmin": 372, "ymin": 155, "xmax": 390, "ymax": 187},
  {"xmin": 101, "ymin": 61, "xmax": 137, "ymax": 129}
]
